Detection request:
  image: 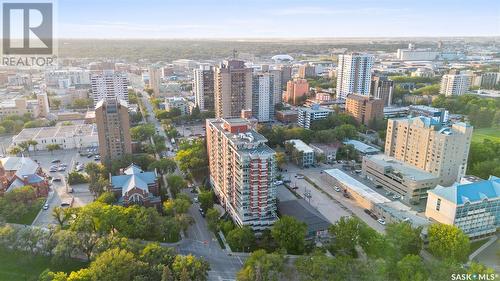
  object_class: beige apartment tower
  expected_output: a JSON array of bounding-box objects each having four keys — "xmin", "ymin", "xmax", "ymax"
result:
[
  {"xmin": 95, "ymin": 98, "xmax": 132, "ymax": 162},
  {"xmin": 385, "ymin": 117, "xmax": 473, "ymax": 186},
  {"xmin": 214, "ymin": 60, "xmax": 253, "ymax": 118}
]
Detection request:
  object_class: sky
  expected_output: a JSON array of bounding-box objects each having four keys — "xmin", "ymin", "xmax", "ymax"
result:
[{"xmin": 56, "ymin": 0, "xmax": 500, "ymax": 38}]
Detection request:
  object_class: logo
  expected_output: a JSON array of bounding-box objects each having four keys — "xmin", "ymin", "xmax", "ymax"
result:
[
  {"xmin": 451, "ymin": 273, "xmax": 499, "ymax": 281},
  {"xmin": 1, "ymin": 1, "xmax": 56, "ymax": 66}
]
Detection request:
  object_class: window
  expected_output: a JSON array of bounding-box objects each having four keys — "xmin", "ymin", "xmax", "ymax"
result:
[{"xmin": 436, "ymin": 198, "xmax": 441, "ymax": 211}]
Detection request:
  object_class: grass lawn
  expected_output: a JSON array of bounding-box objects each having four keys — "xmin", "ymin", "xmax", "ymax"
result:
[
  {"xmin": 6, "ymin": 198, "xmax": 45, "ymax": 225},
  {"xmin": 0, "ymin": 250, "xmax": 87, "ymax": 281},
  {"xmin": 472, "ymin": 127, "xmax": 500, "ymax": 143},
  {"xmin": 469, "ymin": 239, "xmax": 490, "ymax": 255}
]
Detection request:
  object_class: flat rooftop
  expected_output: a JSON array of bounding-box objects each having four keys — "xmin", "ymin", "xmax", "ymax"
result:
[
  {"xmin": 324, "ymin": 168, "xmax": 391, "ymax": 204},
  {"xmin": 287, "ymin": 139, "xmax": 314, "ymax": 153},
  {"xmin": 13, "ymin": 124, "xmax": 97, "ymax": 142},
  {"xmin": 365, "ymin": 154, "xmax": 439, "ymax": 181},
  {"xmin": 344, "ymin": 139, "xmax": 380, "ymax": 154}
]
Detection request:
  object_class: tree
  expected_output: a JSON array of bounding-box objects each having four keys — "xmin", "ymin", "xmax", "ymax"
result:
[
  {"xmin": 95, "ymin": 191, "xmax": 117, "ymax": 204},
  {"xmin": 198, "ymin": 190, "xmax": 214, "ymax": 211},
  {"xmin": 227, "ymin": 227, "xmax": 255, "ymax": 252},
  {"xmin": 67, "ymin": 171, "xmax": 89, "ymax": 185},
  {"xmin": 275, "ymin": 152, "xmax": 286, "ymax": 168},
  {"xmin": 140, "ymin": 242, "xmax": 175, "ymax": 266},
  {"xmin": 396, "ymin": 254, "xmax": 429, "ymax": 281},
  {"xmin": 206, "ymin": 208, "xmax": 220, "ymax": 232},
  {"xmin": 271, "ymin": 216, "xmax": 307, "ymax": 254},
  {"xmin": 385, "ymin": 222, "xmax": 423, "ymax": 260},
  {"xmin": 53, "ymin": 207, "xmax": 71, "ymax": 227},
  {"xmin": 328, "ymin": 216, "xmax": 363, "ymax": 256},
  {"xmin": 149, "ymin": 158, "xmax": 177, "ymax": 174},
  {"xmin": 130, "ymin": 124, "xmax": 156, "ymax": 142},
  {"xmin": 166, "ymin": 174, "xmax": 187, "ymax": 197},
  {"xmin": 46, "ymin": 144, "xmax": 61, "ymax": 155},
  {"xmin": 171, "ymin": 254, "xmax": 210, "ymax": 281},
  {"xmin": 7, "ymin": 146, "xmax": 22, "ymax": 156},
  {"xmin": 427, "ymin": 223, "xmax": 470, "ymax": 262},
  {"xmin": 237, "ymin": 249, "xmax": 285, "ymax": 281}
]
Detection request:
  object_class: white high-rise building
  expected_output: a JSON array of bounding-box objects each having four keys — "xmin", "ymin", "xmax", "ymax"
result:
[
  {"xmin": 336, "ymin": 53, "xmax": 374, "ymax": 99},
  {"xmin": 440, "ymin": 74, "xmax": 471, "ymax": 96},
  {"xmin": 90, "ymin": 71, "xmax": 129, "ymax": 106},
  {"xmin": 193, "ymin": 65, "xmax": 215, "ymax": 111},
  {"xmin": 252, "ymin": 70, "xmax": 281, "ymax": 122}
]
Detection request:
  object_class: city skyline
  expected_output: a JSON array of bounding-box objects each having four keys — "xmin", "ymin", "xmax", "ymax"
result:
[{"xmin": 57, "ymin": 0, "xmax": 500, "ymax": 38}]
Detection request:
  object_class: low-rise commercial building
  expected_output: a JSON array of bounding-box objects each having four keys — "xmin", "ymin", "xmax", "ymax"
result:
[
  {"xmin": 162, "ymin": 96, "xmax": 189, "ymax": 115},
  {"xmin": 12, "ymin": 124, "xmax": 99, "ymax": 150},
  {"xmin": 285, "ymin": 139, "xmax": 315, "ymax": 168},
  {"xmin": 408, "ymin": 105, "xmax": 448, "ymax": 124},
  {"xmin": 276, "ymin": 109, "xmax": 298, "ymax": 124},
  {"xmin": 362, "ymin": 154, "xmax": 440, "ymax": 203},
  {"xmin": 322, "ymin": 168, "xmax": 390, "ymax": 209},
  {"xmin": 343, "ymin": 139, "xmax": 380, "ymax": 155},
  {"xmin": 425, "ymin": 176, "xmax": 500, "ymax": 239},
  {"xmin": 297, "ymin": 104, "xmax": 333, "ymax": 129}
]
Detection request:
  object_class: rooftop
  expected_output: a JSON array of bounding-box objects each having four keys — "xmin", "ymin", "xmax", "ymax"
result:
[
  {"xmin": 13, "ymin": 124, "xmax": 97, "ymax": 142},
  {"xmin": 279, "ymin": 198, "xmax": 331, "ymax": 235},
  {"xmin": 111, "ymin": 164, "xmax": 157, "ymax": 197},
  {"xmin": 343, "ymin": 139, "xmax": 380, "ymax": 154},
  {"xmin": 365, "ymin": 154, "xmax": 440, "ymax": 181},
  {"xmin": 298, "ymin": 105, "xmax": 333, "ymax": 114},
  {"xmin": 0, "ymin": 156, "xmax": 39, "ymax": 178},
  {"xmin": 428, "ymin": 176, "xmax": 500, "ymax": 205},
  {"xmin": 287, "ymin": 139, "xmax": 314, "ymax": 153},
  {"xmin": 324, "ymin": 168, "xmax": 391, "ymax": 204}
]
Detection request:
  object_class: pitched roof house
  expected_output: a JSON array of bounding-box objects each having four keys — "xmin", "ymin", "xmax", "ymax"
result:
[
  {"xmin": 109, "ymin": 164, "xmax": 160, "ymax": 207},
  {"xmin": 0, "ymin": 156, "xmax": 49, "ymax": 196}
]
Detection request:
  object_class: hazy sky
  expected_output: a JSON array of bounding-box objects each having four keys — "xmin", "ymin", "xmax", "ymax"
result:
[{"xmin": 57, "ymin": 0, "xmax": 500, "ymax": 38}]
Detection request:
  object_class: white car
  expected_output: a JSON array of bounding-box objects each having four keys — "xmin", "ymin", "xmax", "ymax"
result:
[
  {"xmin": 296, "ymin": 175, "xmax": 304, "ymax": 179},
  {"xmin": 193, "ymin": 197, "xmax": 199, "ymax": 203},
  {"xmin": 274, "ymin": 180, "xmax": 283, "ymax": 185},
  {"xmin": 334, "ymin": 186, "xmax": 341, "ymax": 192},
  {"xmin": 377, "ymin": 219, "xmax": 386, "ymax": 225},
  {"xmin": 42, "ymin": 203, "xmax": 49, "ymax": 210}
]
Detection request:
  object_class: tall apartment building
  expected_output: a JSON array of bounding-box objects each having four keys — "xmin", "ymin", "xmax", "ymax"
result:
[
  {"xmin": 336, "ymin": 53, "xmax": 374, "ymax": 99},
  {"xmin": 385, "ymin": 117, "xmax": 473, "ymax": 186},
  {"xmin": 206, "ymin": 118, "xmax": 278, "ymax": 230},
  {"xmin": 90, "ymin": 71, "xmax": 129, "ymax": 106},
  {"xmin": 214, "ymin": 60, "xmax": 252, "ymax": 118},
  {"xmin": 370, "ymin": 76, "xmax": 394, "ymax": 106},
  {"xmin": 279, "ymin": 65, "xmax": 292, "ymax": 89},
  {"xmin": 193, "ymin": 65, "xmax": 215, "ymax": 111},
  {"xmin": 439, "ymin": 73, "xmax": 471, "ymax": 96},
  {"xmin": 298, "ymin": 64, "xmax": 316, "ymax": 78},
  {"xmin": 36, "ymin": 93, "xmax": 50, "ymax": 118},
  {"xmin": 252, "ymin": 70, "xmax": 281, "ymax": 122},
  {"xmin": 283, "ymin": 78, "xmax": 309, "ymax": 105},
  {"xmin": 148, "ymin": 65, "xmax": 162, "ymax": 96},
  {"xmin": 297, "ymin": 104, "xmax": 333, "ymax": 129},
  {"xmin": 345, "ymin": 94, "xmax": 384, "ymax": 127},
  {"xmin": 477, "ymin": 72, "xmax": 499, "ymax": 89},
  {"xmin": 95, "ymin": 98, "xmax": 132, "ymax": 162}
]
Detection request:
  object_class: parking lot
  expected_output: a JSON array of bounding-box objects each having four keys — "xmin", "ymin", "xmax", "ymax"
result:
[
  {"xmin": 31, "ymin": 148, "xmax": 97, "ymax": 227},
  {"xmin": 177, "ymin": 123, "xmax": 205, "ymax": 138}
]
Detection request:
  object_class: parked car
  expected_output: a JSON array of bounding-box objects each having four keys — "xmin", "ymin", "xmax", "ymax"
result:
[
  {"xmin": 343, "ymin": 192, "xmax": 350, "ymax": 198},
  {"xmin": 296, "ymin": 175, "xmax": 304, "ymax": 179},
  {"xmin": 42, "ymin": 203, "xmax": 49, "ymax": 210},
  {"xmin": 60, "ymin": 202, "xmax": 70, "ymax": 207},
  {"xmin": 52, "ymin": 178, "xmax": 62, "ymax": 182},
  {"xmin": 370, "ymin": 213, "xmax": 378, "ymax": 220},
  {"xmin": 364, "ymin": 209, "xmax": 371, "ymax": 215},
  {"xmin": 377, "ymin": 219, "xmax": 386, "ymax": 225},
  {"xmin": 57, "ymin": 166, "xmax": 66, "ymax": 172},
  {"xmin": 274, "ymin": 180, "xmax": 283, "ymax": 185},
  {"xmin": 193, "ymin": 197, "xmax": 199, "ymax": 203},
  {"xmin": 51, "ymin": 159, "xmax": 61, "ymax": 163},
  {"xmin": 198, "ymin": 208, "xmax": 205, "ymax": 217},
  {"xmin": 334, "ymin": 186, "xmax": 341, "ymax": 192}
]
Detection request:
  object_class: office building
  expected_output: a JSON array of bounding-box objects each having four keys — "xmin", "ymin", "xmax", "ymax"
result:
[
  {"xmin": 385, "ymin": 117, "xmax": 473, "ymax": 186},
  {"xmin": 284, "ymin": 78, "xmax": 309, "ymax": 105},
  {"xmin": 36, "ymin": 93, "xmax": 50, "ymax": 118},
  {"xmin": 95, "ymin": 98, "xmax": 132, "ymax": 161},
  {"xmin": 286, "ymin": 139, "xmax": 315, "ymax": 168},
  {"xmin": 90, "ymin": 71, "xmax": 129, "ymax": 106},
  {"xmin": 206, "ymin": 118, "xmax": 277, "ymax": 230},
  {"xmin": 370, "ymin": 76, "xmax": 394, "ymax": 106},
  {"xmin": 425, "ymin": 176, "xmax": 500, "ymax": 239},
  {"xmin": 297, "ymin": 104, "xmax": 333, "ymax": 129},
  {"xmin": 476, "ymin": 72, "xmax": 499, "ymax": 90},
  {"xmin": 408, "ymin": 105, "xmax": 448, "ymax": 124},
  {"xmin": 214, "ymin": 60, "xmax": 253, "ymax": 118},
  {"xmin": 345, "ymin": 94, "xmax": 384, "ymax": 127},
  {"xmin": 336, "ymin": 53, "xmax": 374, "ymax": 99},
  {"xmin": 298, "ymin": 64, "xmax": 316, "ymax": 78},
  {"xmin": 440, "ymin": 73, "xmax": 471, "ymax": 96},
  {"xmin": 148, "ymin": 64, "xmax": 162, "ymax": 96},
  {"xmin": 193, "ymin": 65, "xmax": 215, "ymax": 111},
  {"xmin": 279, "ymin": 65, "xmax": 292, "ymax": 89},
  {"xmin": 362, "ymin": 154, "xmax": 440, "ymax": 203}
]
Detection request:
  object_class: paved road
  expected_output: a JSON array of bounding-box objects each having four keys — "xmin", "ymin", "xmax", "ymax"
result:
[
  {"xmin": 140, "ymin": 92, "xmax": 243, "ymax": 280},
  {"xmin": 283, "ymin": 163, "xmax": 386, "ymax": 233}
]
